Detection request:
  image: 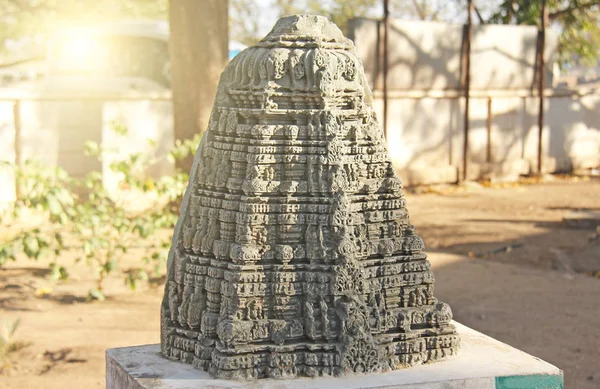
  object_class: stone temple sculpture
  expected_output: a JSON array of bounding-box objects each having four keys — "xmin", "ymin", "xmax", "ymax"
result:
[{"xmin": 160, "ymin": 14, "xmax": 459, "ymax": 380}]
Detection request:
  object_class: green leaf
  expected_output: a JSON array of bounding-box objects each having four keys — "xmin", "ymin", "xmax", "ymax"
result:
[
  {"xmin": 83, "ymin": 240, "xmax": 94, "ymax": 257},
  {"xmin": 23, "ymin": 235, "xmax": 40, "ymax": 260},
  {"xmin": 111, "ymin": 122, "xmax": 129, "ymax": 136},
  {"xmin": 137, "ymin": 270, "xmax": 149, "ymax": 282},
  {"xmin": 127, "ymin": 273, "xmax": 137, "ymax": 290},
  {"xmin": 134, "ymin": 222, "xmax": 150, "ymax": 239},
  {"xmin": 47, "ymin": 195, "xmax": 63, "ymax": 216},
  {"xmin": 83, "ymin": 141, "xmax": 101, "ymax": 157},
  {"xmin": 90, "ymin": 215, "xmax": 101, "ymax": 227},
  {"xmin": 87, "ymin": 289, "xmax": 106, "ymax": 302},
  {"xmin": 50, "ymin": 264, "xmax": 69, "ymax": 281},
  {"xmin": 126, "ymin": 270, "xmax": 149, "ymax": 291},
  {"xmin": 103, "ymin": 260, "xmax": 117, "ymax": 273},
  {"xmin": 55, "ymin": 187, "xmax": 75, "ymax": 207},
  {"xmin": 0, "ymin": 245, "xmax": 16, "ymax": 266},
  {"xmin": 54, "ymin": 232, "xmax": 63, "ymax": 248},
  {"xmin": 58, "ymin": 266, "xmax": 69, "ymax": 280},
  {"xmin": 98, "ymin": 238, "xmax": 110, "ymax": 249}
]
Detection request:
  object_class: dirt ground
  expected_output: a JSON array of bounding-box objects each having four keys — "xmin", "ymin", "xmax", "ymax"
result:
[{"xmin": 0, "ymin": 177, "xmax": 599, "ymax": 389}]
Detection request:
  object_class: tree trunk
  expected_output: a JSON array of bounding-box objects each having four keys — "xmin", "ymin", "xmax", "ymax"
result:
[{"xmin": 169, "ymin": 0, "xmax": 228, "ymax": 173}]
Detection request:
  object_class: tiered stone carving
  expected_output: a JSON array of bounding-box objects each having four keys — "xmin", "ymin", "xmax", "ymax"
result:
[{"xmin": 161, "ymin": 14, "xmax": 459, "ymax": 380}]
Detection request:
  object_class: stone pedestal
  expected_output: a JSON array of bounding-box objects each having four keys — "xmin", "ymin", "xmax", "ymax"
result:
[{"xmin": 106, "ymin": 322, "xmax": 563, "ymax": 389}]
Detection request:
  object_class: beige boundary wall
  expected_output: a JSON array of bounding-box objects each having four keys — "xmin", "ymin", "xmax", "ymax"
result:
[
  {"xmin": 0, "ymin": 91, "xmax": 173, "ymax": 204},
  {"xmin": 346, "ymin": 17, "xmax": 598, "ymax": 186},
  {"xmin": 372, "ymin": 88, "xmax": 600, "ymax": 186},
  {"xmin": 0, "ymin": 87, "xmax": 599, "ymax": 204}
]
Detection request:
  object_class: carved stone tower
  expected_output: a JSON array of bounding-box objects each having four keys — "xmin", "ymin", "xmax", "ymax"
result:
[{"xmin": 161, "ymin": 15, "xmax": 459, "ymax": 380}]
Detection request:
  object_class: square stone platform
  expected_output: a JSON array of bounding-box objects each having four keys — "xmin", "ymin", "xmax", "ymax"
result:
[{"xmin": 106, "ymin": 322, "xmax": 563, "ymax": 389}]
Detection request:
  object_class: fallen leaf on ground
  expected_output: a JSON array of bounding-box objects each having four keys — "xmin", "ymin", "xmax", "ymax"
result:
[{"xmin": 34, "ymin": 287, "xmax": 53, "ymax": 296}]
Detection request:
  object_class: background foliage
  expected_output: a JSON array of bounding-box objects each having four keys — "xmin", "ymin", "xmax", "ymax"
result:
[
  {"xmin": 0, "ymin": 127, "xmax": 200, "ymax": 300},
  {"xmin": 488, "ymin": 0, "xmax": 600, "ymax": 66}
]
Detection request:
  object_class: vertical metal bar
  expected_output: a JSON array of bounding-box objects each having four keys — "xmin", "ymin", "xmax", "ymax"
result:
[
  {"xmin": 537, "ymin": 0, "xmax": 548, "ymax": 174},
  {"xmin": 383, "ymin": 0, "xmax": 390, "ymax": 141},
  {"xmin": 373, "ymin": 20, "xmax": 382, "ymax": 89},
  {"xmin": 13, "ymin": 100, "xmax": 22, "ymax": 200},
  {"xmin": 486, "ymin": 96, "xmax": 492, "ymax": 163},
  {"xmin": 462, "ymin": 0, "xmax": 473, "ymax": 182}
]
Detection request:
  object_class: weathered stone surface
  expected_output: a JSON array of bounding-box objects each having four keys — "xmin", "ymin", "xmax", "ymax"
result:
[{"xmin": 160, "ymin": 14, "xmax": 459, "ymax": 380}]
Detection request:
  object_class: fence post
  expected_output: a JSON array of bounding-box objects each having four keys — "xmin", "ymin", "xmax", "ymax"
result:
[
  {"xmin": 13, "ymin": 100, "xmax": 22, "ymax": 200},
  {"xmin": 461, "ymin": 0, "xmax": 474, "ymax": 182},
  {"xmin": 537, "ymin": 0, "xmax": 549, "ymax": 175},
  {"xmin": 486, "ymin": 96, "xmax": 493, "ymax": 163},
  {"xmin": 382, "ymin": 0, "xmax": 390, "ymax": 142}
]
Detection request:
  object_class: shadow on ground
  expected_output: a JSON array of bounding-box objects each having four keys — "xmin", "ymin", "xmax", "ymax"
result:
[
  {"xmin": 0, "ymin": 267, "xmax": 89, "ymax": 311},
  {"xmin": 430, "ymin": 253, "xmax": 600, "ymax": 389}
]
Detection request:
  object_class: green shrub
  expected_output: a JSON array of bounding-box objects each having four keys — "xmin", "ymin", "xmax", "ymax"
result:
[{"xmin": 0, "ymin": 127, "xmax": 200, "ymax": 300}]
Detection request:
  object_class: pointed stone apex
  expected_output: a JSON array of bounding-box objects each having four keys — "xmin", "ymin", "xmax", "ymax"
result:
[{"xmin": 263, "ymin": 14, "xmax": 347, "ymax": 41}]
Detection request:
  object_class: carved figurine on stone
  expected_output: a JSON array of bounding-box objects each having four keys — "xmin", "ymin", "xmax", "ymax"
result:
[{"xmin": 160, "ymin": 14, "xmax": 459, "ymax": 380}]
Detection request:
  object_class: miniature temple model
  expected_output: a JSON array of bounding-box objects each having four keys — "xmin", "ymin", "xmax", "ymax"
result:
[{"xmin": 160, "ymin": 15, "xmax": 459, "ymax": 380}]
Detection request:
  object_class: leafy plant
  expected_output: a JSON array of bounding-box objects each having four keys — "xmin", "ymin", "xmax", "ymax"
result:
[
  {"xmin": 0, "ymin": 318, "xmax": 31, "ymax": 374},
  {"xmin": 0, "ymin": 126, "xmax": 201, "ymax": 299},
  {"xmin": 488, "ymin": 0, "xmax": 600, "ymax": 67}
]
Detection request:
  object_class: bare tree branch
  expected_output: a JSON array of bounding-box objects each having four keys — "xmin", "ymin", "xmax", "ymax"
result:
[
  {"xmin": 550, "ymin": 1, "xmax": 600, "ymax": 21},
  {"xmin": 506, "ymin": 0, "xmax": 514, "ymax": 24},
  {"xmin": 410, "ymin": 0, "xmax": 426, "ymax": 20},
  {"xmin": 474, "ymin": 6, "xmax": 485, "ymax": 23}
]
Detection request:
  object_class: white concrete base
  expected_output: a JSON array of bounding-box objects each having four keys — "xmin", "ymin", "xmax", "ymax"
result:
[{"xmin": 106, "ymin": 322, "xmax": 563, "ymax": 389}]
